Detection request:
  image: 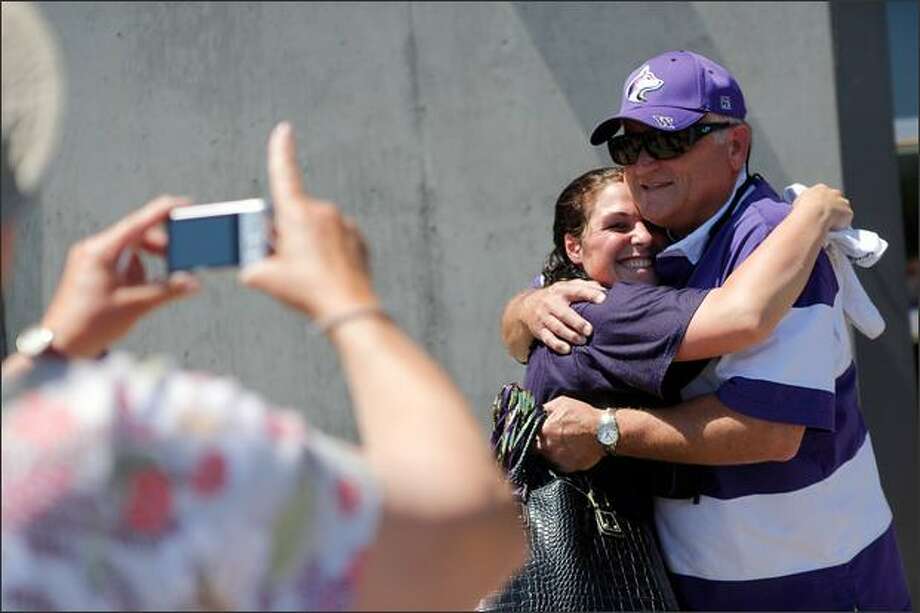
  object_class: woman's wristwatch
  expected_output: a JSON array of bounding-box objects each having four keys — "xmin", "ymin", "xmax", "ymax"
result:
[
  {"xmin": 596, "ymin": 408, "xmax": 620, "ymax": 455},
  {"xmin": 15, "ymin": 325, "xmax": 67, "ymax": 360}
]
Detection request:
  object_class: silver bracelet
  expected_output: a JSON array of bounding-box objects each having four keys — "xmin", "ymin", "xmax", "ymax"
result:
[{"xmin": 313, "ymin": 304, "xmax": 386, "ymax": 335}]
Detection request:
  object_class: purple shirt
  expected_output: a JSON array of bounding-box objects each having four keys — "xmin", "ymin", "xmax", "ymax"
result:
[
  {"xmin": 524, "ymin": 282, "xmax": 708, "ymax": 410},
  {"xmin": 523, "ymin": 281, "xmax": 708, "ymax": 501}
]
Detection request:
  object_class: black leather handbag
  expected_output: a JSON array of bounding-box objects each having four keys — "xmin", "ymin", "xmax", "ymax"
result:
[{"xmin": 479, "ymin": 383, "xmax": 679, "ymax": 612}]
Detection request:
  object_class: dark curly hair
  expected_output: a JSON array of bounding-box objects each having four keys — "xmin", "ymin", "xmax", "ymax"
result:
[{"xmin": 540, "ymin": 167, "xmax": 625, "ymax": 286}]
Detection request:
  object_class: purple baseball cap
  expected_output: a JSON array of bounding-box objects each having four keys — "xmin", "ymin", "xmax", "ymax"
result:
[{"xmin": 589, "ymin": 50, "xmax": 746, "ymax": 145}]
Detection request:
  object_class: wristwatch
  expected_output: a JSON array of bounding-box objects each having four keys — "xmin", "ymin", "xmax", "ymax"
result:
[
  {"xmin": 596, "ymin": 408, "xmax": 620, "ymax": 455},
  {"xmin": 15, "ymin": 325, "xmax": 65, "ymax": 360}
]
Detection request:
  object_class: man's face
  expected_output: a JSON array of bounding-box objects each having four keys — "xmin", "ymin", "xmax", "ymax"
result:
[{"xmin": 621, "ymin": 119, "xmax": 747, "ymax": 236}]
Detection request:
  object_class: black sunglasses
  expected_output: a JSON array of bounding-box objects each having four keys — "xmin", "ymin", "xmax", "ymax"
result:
[{"xmin": 607, "ymin": 122, "xmax": 735, "ymax": 166}]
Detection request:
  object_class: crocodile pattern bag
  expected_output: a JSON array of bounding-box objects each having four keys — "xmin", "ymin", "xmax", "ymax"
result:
[{"xmin": 479, "ymin": 384, "xmax": 679, "ymax": 612}]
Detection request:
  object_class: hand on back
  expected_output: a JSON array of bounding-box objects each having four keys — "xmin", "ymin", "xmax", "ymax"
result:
[{"xmin": 524, "ymin": 279, "xmax": 606, "ymax": 354}]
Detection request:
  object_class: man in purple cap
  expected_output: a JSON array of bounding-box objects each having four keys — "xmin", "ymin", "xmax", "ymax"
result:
[{"xmin": 500, "ymin": 50, "xmax": 910, "ymax": 610}]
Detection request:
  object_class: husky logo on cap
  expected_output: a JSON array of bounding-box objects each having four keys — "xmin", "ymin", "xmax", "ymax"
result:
[{"xmin": 626, "ymin": 65, "xmax": 664, "ymax": 103}]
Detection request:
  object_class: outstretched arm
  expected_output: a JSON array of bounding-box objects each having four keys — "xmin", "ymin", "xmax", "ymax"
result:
[
  {"xmin": 242, "ymin": 123, "xmax": 524, "ymax": 610},
  {"xmin": 537, "ymin": 393, "xmax": 803, "ymax": 472},
  {"xmin": 676, "ymin": 184, "xmax": 852, "ymax": 361}
]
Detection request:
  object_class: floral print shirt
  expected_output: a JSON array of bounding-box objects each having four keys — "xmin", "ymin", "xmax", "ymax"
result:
[{"xmin": 1, "ymin": 353, "xmax": 380, "ymax": 611}]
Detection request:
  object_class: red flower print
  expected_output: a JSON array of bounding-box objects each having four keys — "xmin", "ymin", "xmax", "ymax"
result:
[
  {"xmin": 192, "ymin": 451, "xmax": 226, "ymax": 496},
  {"xmin": 123, "ymin": 467, "xmax": 173, "ymax": 536},
  {"xmin": 336, "ymin": 478, "xmax": 361, "ymax": 516}
]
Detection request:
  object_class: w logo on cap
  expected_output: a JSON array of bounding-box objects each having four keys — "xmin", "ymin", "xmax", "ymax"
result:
[{"xmin": 626, "ymin": 65, "xmax": 664, "ymax": 103}]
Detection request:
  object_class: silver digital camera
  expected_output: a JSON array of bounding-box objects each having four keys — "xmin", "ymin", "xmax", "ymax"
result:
[{"xmin": 167, "ymin": 198, "xmax": 270, "ymax": 272}]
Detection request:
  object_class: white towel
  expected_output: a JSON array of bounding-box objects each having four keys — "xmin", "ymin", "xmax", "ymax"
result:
[{"xmin": 783, "ymin": 184, "xmax": 886, "ymax": 339}]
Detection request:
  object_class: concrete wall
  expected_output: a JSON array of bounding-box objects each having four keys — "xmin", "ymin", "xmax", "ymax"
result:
[
  {"xmin": 6, "ymin": 1, "xmax": 916, "ymax": 595},
  {"xmin": 10, "ymin": 0, "xmax": 847, "ymax": 428}
]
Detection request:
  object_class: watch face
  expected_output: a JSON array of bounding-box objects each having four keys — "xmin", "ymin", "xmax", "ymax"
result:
[
  {"xmin": 598, "ymin": 426, "xmax": 617, "ymax": 446},
  {"xmin": 16, "ymin": 326, "xmax": 54, "ymax": 356},
  {"xmin": 597, "ymin": 412, "xmax": 620, "ymax": 451}
]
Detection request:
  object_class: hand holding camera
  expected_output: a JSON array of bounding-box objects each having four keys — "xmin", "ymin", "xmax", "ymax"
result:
[
  {"xmin": 239, "ymin": 122, "xmax": 379, "ymax": 323},
  {"xmin": 39, "ymin": 195, "xmax": 200, "ymax": 358},
  {"xmin": 36, "ymin": 123, "xmax": 375, "ymax": 360}
]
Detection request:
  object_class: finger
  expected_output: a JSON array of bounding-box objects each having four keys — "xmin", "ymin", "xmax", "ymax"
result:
[
  {"xmin": 538, "ymin": 328, "xmax": 571, "ymax": 355},
  {"xmin": 138, "ymin": 225, "xmax": 168, "ymax": 255},
  {"xmin": 342, "ymin": 215, "xmax": 360, "ymax": 247},
  {"xmin": 260, "ymin": 224, "xmax": 280, "ymax": 256},
  {"xmin": 238, "ymin": 257, "xmax": 277, "ymax": 290},
  {"xmin": 344, "ymin": 216, "xmax": 371, "ymax": 269},
  {"xmin": 552, "ymin": 305, "xmax": 593, "ymax": 338},
  {"xmin": 98, "ymin": 195, "xmax": 189, "ymax": 262},
  {"xmin": 113, "ymin": 272, "xmax": 200, "ymax": 311},
  {"xmin": 115, "ymin": 247, "xmax": 136, "ymax": 278},
  {"xmin": 564, "ymin": 288, "xmax": 606, "ymax": 305},
  {"xmin": 544, "ymin": 314, "xmax": 587, "ymax": 346},
  {"xmin": 239, "ymin": 258, "xmax": 295, "ymax": 306},
  {"xmin": 267, "ymin": 122, "xmax": 308, "ymax": 215},
  {"xmin": 560, "ymin": 280, "xmax": 607, "ymax": 303}
]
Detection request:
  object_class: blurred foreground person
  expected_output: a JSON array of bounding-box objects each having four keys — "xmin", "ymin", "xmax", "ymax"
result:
[{"xmin": 1, "ymin": 4, "xmax": 523, "ymax": 610}]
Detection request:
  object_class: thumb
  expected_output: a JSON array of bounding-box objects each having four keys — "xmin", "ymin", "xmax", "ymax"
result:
[
  {"xmin": 114, "ymin": 272, "xmax": 200, "ymax": 312},
  {"xmin": 585, "ymin": 280, "xmax": 607, "ymax": 303},
  {"xmin": 239, "ymin": 258, "xmax": 301, "ymax": 304},
  {"xmin": 240, "ymin": 259, "xmax": 312, "ymax": 314},
  {"xmin": 238, "ymin": 258, "xmax": 281, "ymax": 292},
  {"xmin": 566, "ymin": 284, "xmax": 606, "ymax": 304}
]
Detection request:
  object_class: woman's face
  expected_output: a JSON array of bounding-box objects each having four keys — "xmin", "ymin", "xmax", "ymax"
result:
[{"xmin": 564, "ymin": 182, "xmax": 664, "ymax": 287}]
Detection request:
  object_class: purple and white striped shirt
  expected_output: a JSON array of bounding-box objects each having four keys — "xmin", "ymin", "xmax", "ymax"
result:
[{"xmin": 654, "ymin": 173, "xmax": 910, "ymax": 610}]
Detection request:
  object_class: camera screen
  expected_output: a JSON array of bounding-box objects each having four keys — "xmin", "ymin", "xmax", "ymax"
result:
[{"xmin": 168, "ymin": 215, "xmax": 239, "ymax": 271}]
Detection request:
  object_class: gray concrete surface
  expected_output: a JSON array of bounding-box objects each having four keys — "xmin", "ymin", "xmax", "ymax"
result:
[{"xmin": 4, "ymin": 1, "xmax": 916, "ymax": 598}]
